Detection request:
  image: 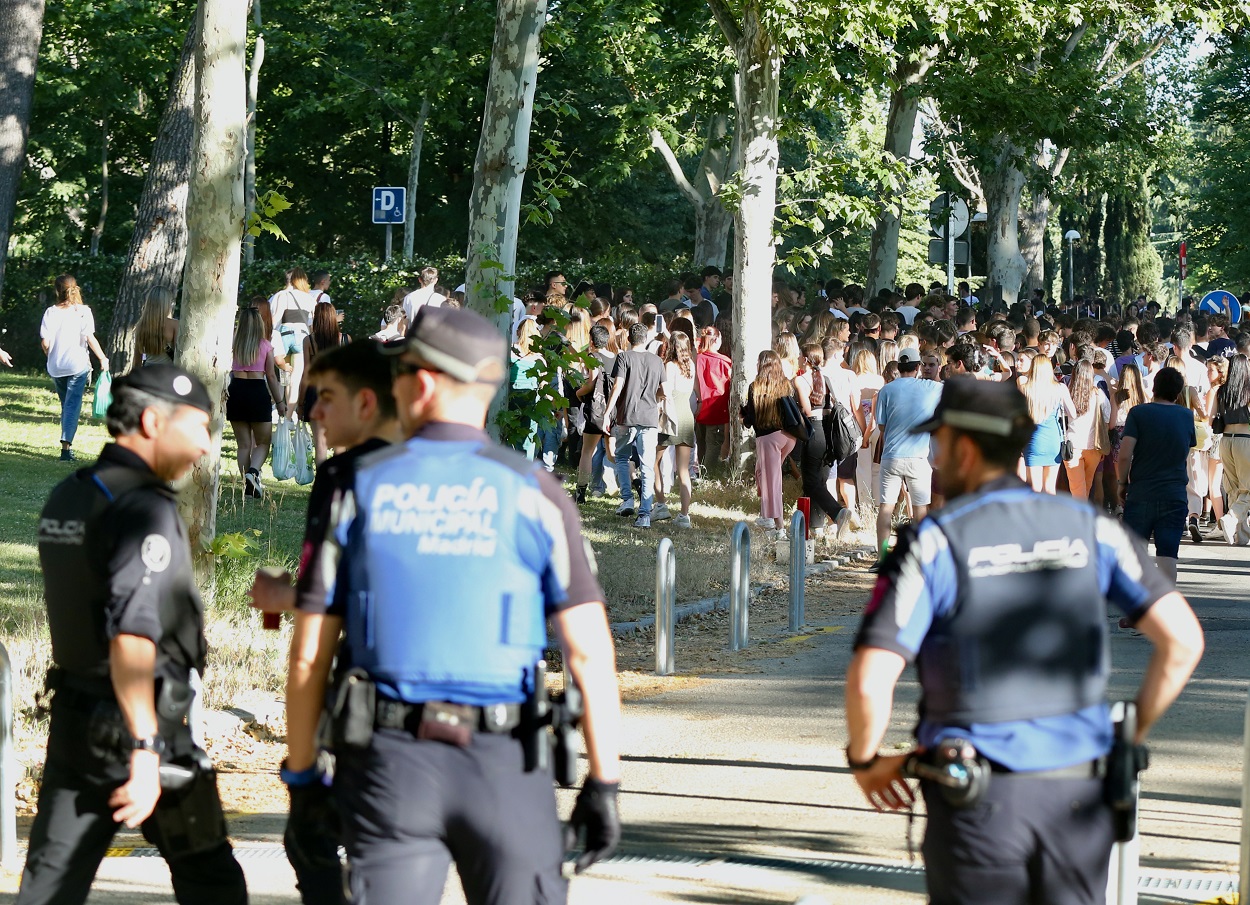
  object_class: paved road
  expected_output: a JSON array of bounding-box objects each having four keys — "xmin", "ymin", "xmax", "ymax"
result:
[{"xmin": 4, "ymin": 537, "xmax": 1246, "ymax": 904}]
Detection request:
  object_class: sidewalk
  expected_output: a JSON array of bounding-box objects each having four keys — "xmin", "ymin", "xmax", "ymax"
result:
[{"xmin": 8, "ymin": 539, "xmax": 1245, "ymax": 904}]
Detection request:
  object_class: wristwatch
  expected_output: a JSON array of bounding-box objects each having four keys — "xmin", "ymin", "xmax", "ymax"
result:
[{"xmin": 131, "ymin": 735, "xmax": 167, "ymax": 755}]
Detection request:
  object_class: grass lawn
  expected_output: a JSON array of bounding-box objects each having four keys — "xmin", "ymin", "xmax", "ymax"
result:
[{"xmin": 0, "ymin": 369, "xmax": 873, "ymax": 773}]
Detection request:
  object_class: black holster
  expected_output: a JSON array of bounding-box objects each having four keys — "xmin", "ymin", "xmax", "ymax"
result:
[
  {"xmin": 522, "ymin": 661, "xmax": 584, "ymax": 787},
  {"xmin": 146, "ymin": 764, "xmax": 230, "ymax": 857},
  {"xmin": 1105, "ymin": 703, "xmax": 1149, "ymax": 842},
  {"xmin": 330, "ymin": 667, "xmax": 376, "ymax": 750}
]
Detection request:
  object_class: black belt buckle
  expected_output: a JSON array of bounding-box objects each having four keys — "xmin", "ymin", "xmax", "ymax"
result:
[{"xmin": 416, "ymin": 702, "xmax": 475, "ymax": 748}]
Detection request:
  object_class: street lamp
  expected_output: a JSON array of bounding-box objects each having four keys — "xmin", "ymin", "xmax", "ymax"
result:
[{"xmin": 1064, "ymin": 229, "xmax": 1081, "ymax": 304}]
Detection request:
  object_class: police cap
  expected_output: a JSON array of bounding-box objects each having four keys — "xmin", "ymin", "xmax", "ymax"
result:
[
  {"xmin": 112, "ymin": 364, "xmax": 214, "ymax": 414},
  {"xmin": 383, "ymin": 305, "xmax": 508, "ymax": 386},
  {"xmin": 912, "ymin": 376, "xmax": 1030, "ymax": 437}
]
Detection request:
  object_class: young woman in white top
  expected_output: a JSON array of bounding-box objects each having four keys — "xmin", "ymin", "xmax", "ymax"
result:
[
  {"xmin": 657, "ymin": 330, "xmax": 700, "ymax": 528},
  {"xmin": 268, "ymin": 267, "xmax": 318, "ymax": 410},
  {"xmin": 40, "ymin": 274, "xmax": 109, "ymax": 461},
  {"xmin": 1063, "ymin": 359, "xmax": 1111, "ymax": 500}
]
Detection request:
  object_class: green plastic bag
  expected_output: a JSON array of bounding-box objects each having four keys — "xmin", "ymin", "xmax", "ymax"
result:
[{"xmin": 92, "ymin": 369, "xmax": 112, "ymax": 419}]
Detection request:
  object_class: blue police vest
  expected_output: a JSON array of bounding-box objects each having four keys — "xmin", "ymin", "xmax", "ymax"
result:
[
  {"xmin": 340, "ymin": 438, "xmax": 554, "ymax": 706},
  {"xmin": 917, "ymin": 485, "xmax": 1109, "ymax": 725}
]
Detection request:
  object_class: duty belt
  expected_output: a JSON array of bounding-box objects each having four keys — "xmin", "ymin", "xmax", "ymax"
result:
[
  {"xmin": 990, "ymin": 757, "xmax": 1107, "ymax": 780},
  {"xmin": 375, "ymin": 698, "xmax": 523, "ymax": 735}
]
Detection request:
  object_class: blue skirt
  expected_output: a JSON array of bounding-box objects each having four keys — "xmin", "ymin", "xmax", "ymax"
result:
[{"xmin": 1024, "ymin": 407, "xmax": 1061, "ymax": 466}]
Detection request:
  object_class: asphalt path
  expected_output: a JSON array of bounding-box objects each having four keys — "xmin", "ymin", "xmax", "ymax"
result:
[{"xmin": 5, "ymin": 534, "xmax": 1247, "ymax": 904}]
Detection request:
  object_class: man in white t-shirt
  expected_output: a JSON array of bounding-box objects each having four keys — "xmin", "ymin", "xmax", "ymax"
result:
[
  {"xmin": 1171, "ymin": 325, "xmax": 1209, "ymax": 403},
  {"xmin": 309, "ymin": 270, "xmax": 333, "ymax": 307},
  {"xmin": 894, "ymin": 283, "xmax": 925, "ymax": 326},
  {"xmin": 402, "ymin": 266, "xmax": 446, "ymax": 323}
]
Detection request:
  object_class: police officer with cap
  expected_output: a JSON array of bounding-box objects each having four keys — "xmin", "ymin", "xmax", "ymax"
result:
[
  {"xmin": 843, "ymin": 377, "xmax": 1204, "ymax": 905},
  {"xmin": 18, "ymin": 364, "xmax": 247, "ymax": 905},
  {"xmin": 284, "ymin": 306, "xmax": 622, "ymax": 904}
]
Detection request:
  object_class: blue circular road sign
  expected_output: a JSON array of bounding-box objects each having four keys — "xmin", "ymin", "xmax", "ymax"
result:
[{"xmin": 1199, "ymin": 289, "xmax": 1242, "ymax": 324}]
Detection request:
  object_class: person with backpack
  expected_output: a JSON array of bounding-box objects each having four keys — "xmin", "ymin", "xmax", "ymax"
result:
[
  {"xmin": 795, "ymin": 342, "xmax": 854, "ymax": 540},
  {"xmin": 575, "ymin": 325, "xmax": 616, "ymax": 504}
]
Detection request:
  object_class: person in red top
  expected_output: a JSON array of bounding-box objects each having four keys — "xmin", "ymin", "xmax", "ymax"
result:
[{"xmin": 695, "ymin": 324, "xmax": 733, "ymax": 472}]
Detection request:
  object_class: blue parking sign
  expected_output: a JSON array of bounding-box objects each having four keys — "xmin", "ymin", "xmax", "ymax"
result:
[
  {"xmin": 372, "ymin": 186, "xmax": 406, "ymax": 224},
  {"xmin": 1199, "ymin": 289, "xmax": 1242, "ymax": 325}
]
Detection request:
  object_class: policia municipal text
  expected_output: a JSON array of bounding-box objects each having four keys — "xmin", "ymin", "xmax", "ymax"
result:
[
  {"xmin": 17, "ymin": 365, "xmax": 248, "ymax": 905},
  {"xmin": 844, "ymin": 378, "xmax": 1204, "ymax": 905},
  {"xmin": 283, "ymin": 307, "xmax": 623, "ymax": 904}
]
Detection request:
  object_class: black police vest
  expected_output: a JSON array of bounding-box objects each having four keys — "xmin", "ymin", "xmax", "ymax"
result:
[
  {"xmin": 38, "ymin": 462, "xmax": 206, "ymax": 691},
  {"xmin": 916, "ymin": 486, "xmax": 1109, "ymax": 725}
]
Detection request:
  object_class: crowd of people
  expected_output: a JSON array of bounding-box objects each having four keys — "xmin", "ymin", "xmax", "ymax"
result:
[
  {"xmin": 483, "ymin": 269, "xmax": 1250, "ymax": 569},
  {"xmin": 22, "ymin": 264, "xmax": 1250, "ymax": 571}
]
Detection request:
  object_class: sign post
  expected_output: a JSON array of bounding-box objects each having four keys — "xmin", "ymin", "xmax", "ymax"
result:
[
  {"xmin": 929, "ymin": 193, "xmax": 970, "ymax": 295},
  {"xmin": 1178, "ymin": 241, "xmax": 1187, "ymax": 312},
  {"xmin": 371, "ymin": 186, "xmax": 406, "ymax": 262}
]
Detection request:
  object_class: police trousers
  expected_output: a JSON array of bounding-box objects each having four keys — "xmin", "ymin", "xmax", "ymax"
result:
[
  {"xmin": 16, "ymin": 695, "xmax": 247, "ymax": 905},
  {"xmin": 335, "ymin": 728, "xmax": 567, "ymax": 905},
  {"xmin": 921, "ymin": 773, "xmax": 1114, "ymax": 905}
]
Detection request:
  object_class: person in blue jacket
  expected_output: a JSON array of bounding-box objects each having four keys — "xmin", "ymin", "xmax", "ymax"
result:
[{"xmin": 282, "ymin": 306, "xmax": 622, "ymax": 905}]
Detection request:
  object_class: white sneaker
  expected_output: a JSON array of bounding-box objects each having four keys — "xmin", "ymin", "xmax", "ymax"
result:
[
  {"xmin": 616, "ymin": 501, "xmax": 635, "ymax": 517},
  {"xmin": 755, "ymin": 517, "xmax": 774, "ymax": 529},
  {"xmin": 652, "ymin": 503, "xmax": 672, "ymax": 521},
  {"xmin": 1221, "ymin": 513, "xmax": 1238, "ymax": 546},
  {"xmin": 673, "ymin": 514, "xmax": 692, "ymax": 528},
  {"xmin": 834, "ymin": 508, "xmax": 853, "ymax": 541},
  {"xmin": 633, "ymin": 514, "xmax": 651, "ymax": 529}
]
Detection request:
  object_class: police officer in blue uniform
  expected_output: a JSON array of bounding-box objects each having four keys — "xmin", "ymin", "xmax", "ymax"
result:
[
  {"xmin": 844, "ymin": 377, "xmax": 1204, "ymax": 905},
  {"xmin": 283, "ymin": 306, "xmax": 622, "ymax": 905},
  {"xmin": 18, "ymin": 365, "xmax": 248, "ymax": 905}
]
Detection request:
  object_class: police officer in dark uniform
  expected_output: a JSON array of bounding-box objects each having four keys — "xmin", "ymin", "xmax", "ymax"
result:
[
  {"xmin": 844, "ymin": 377, "xmax": 1204, "ymax": 905},
  {"xmin": 283, "ymin": 306, "xmax": 622, "ymax": 905},
  {"xmin": 18, "ymin": 365, "xmax": 248, "ymax": 905}
]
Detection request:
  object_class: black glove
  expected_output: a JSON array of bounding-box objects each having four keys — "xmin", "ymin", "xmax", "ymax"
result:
[
  {"xmin": 563, "ymin": 777, "xmax": 621, "ymax": 873},
  {"xmin": 285, "ymin": 781, "xmax": 343, "ymax": 876}
]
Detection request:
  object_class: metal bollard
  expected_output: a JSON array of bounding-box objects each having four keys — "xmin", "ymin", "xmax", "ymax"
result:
[
  {"xmin": 789, "ymin": 510, "xmax": 806, "ymax": 632},
  {"xmin": 655, "ymin": 538, "xmax": 676, "ymax": 676},
  {"xmin": 730, "ymin": 522, "xmax": 751, "ymax": 651},
  {"xmin": 0, "ymin": 642, "xmax": 15, "ymax": 868}
]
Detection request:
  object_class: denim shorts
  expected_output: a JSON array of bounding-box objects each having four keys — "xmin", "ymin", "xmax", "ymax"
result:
[{"xmin": 1122, "ymin": 497, "xmax": 1186, "ymax": 559}]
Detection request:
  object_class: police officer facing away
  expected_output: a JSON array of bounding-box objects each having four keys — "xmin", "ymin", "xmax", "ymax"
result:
[
  {"xmin": 19, "ymin": 365, "xmax": 247, "ymax": 905},
  {"xmin": 844, "ymin": 378, "xmax": 1204, "ymax": 905},
  {"xmin": 283, "ymin": 307, "xmax": 623, "ymax": 904}
]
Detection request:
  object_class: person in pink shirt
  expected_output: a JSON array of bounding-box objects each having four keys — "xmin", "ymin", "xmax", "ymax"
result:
[{"xmin": 695, "ymin": 324, "xmax": 732, "ymax": 472}]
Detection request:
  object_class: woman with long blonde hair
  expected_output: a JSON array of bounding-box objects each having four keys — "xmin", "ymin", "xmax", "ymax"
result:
[
  {"xmin": 299, "ymin": 302, "xmax": 350, "ymax": 466},
  {"xmin": 1063, "ymin": 359, "xmax": 1110, "ymax": 500},
  {"xmin": 851, "ymin": 346, "xmax": 883, "ymax": 507},
  {"xmin": 656, "ymin": 330, "xmax": 700, "ymax": 527},
  {"xmin": 40, "ymin": 274, "xmax": 110, "ymax": 461},
  {"xmin": 227, "ymin": 305, "xmax": 286, "ymax": 498},
  {"xmin": 1020, "ymin": 354, "xmax": 1077, "ymax": 493},
  {"xmin": 136, "ymin": 286, "xmax": 178, "ymax": 368},
  {"xmin": 741, "ymin": 350, "xmax": 797, "ymax": 537},
  {"xmin": 774, "ymin": 332, "xmax": 801, "ymax": 380}
]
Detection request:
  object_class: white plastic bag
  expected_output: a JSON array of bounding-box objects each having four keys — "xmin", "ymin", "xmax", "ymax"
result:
[
  {"xmin": 271, "ymin": 418, "xmax": 295, "ymax": 481},
  {"xmin": 293, "ymin": 421, "xmax": 315, "ymax": 485}
]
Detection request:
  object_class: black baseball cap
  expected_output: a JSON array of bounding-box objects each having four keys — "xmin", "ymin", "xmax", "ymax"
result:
[
  {"xmin": 911, "ymin": 377, "xmax": 1031, "ymax": 436},
  {"xmin": 111, "ymin": 364, "xmax": 213, "ymax": 414},
  {"xmin": 383, "ymin": 305, "xmax": 508, "ymax": 385}
]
